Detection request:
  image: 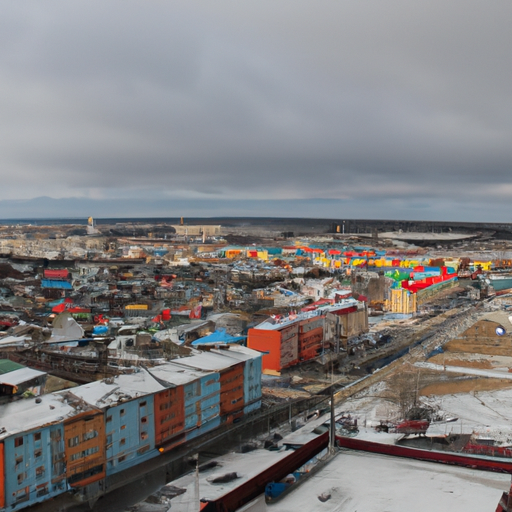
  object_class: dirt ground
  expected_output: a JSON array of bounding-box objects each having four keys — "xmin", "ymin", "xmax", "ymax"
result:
[
  {"xmin": 45, "ymin": 375, "xmax": 78, "ymax": 392},
  {"xmin": 420, "ymin": 377, "xmax": 512, "ymax": 396},
  {"xmin": 429, "ymin": 354, "xmax": 493, "ymax": 369},
  {"xmin": 444, "ymin": 338, "xmax": 512, "ymax": 357}
]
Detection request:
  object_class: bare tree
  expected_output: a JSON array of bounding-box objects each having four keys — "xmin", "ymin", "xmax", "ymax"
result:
[{"xmin": 384, "ymin": 369, "xmax": 421, "ymax": 419}]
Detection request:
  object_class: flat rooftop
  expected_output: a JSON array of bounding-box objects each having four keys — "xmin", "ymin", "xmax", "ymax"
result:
[{"xmin": 275, "ymin": 449, "xmax": 508, "ymax": 512}]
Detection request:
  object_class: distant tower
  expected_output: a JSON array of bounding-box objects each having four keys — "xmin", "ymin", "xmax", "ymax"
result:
[
  {"xmin": 180, "ymin": 216, "xmax": 184, "ymax": 226},
  {"xmin": 87, "ymin": 216, "xmax": 99, "ymax": 235}
]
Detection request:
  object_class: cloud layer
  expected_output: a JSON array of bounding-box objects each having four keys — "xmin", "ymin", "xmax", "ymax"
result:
[{"xmin": 1, "ymin": 1, "xmax": 511, "ymax": 220}]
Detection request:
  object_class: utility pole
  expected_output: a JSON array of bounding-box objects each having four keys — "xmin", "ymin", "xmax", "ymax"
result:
[
  {"xmin": 329, "ymin": 386, "xmax": 336, "ymax": 454},
  {"xmin": 195, "ymin": 453, "xmax": 200, "ymax": 512},
  {"xmin": 336, "ymin": 315, "xmax": 340, "ymax": 354}
]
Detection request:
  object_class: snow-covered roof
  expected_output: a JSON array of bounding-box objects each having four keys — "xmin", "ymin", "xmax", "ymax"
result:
[
  {"xmin": 0, "ymin": 367, "xmax": 46, "ymax": 386},
  {"xmin": 49, "ymin": 312, "xmax": 84, "ymax": 342},
  {"xmin": 172, "ymin": 351, "xmax": 242, "ymax": 372},
  {"xmin": 0, "ymin": 394, "xmax": 77, "ymax": 439},
  {"xmin": 0, "ymin": 336, "xmax": 27, "ymax": 347},
  {"xmin": 210, "ymin": 345, "xmax": 262, "ymax": 362},
  {"xmin": 70, "ymin": 369, "xmax": 165, "ymax": 408},
  {"xmin": 149, "ymin": 362, "xmax": 216, "ymax": 386},
  {"xmin": 169, "ymin": 449, "xmax": 290, "ymax": 507},
  {"xmin": 255, "ymin": 309, "xmax": 324, "ymax": 331},
  {"xmin": 276, "ymin": 448, "xmax": 508, "ymax": 511}
]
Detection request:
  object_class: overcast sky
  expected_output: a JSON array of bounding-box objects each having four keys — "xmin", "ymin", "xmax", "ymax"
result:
[{"xmin": 1, "ymin": 1, "xmax": 511, "ymax": 221}]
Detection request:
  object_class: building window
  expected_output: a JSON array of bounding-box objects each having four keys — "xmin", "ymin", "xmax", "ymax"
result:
[
  {"xmin": 160, "ymin": 413, "xmax": 176, "ymax": 424},
  {"xmin": 137, "ymin": 445, "xmax": 150, "ymax": 455},
  {"xmin": 68, "ymin": 436, "xmax": 80, "ymax": 448},
  {"xmin": 70, "ymin": 446, "xmax": 99, "ymax": 462},
  {"xmin": 34, "ymin": 449, "xmax": 42, "ymax": 459},
  {"xmin": 70, "ymin": 452, "xmax": 82, "ymax": 462},
  {"xmin": 139, "ymin": 401, "xmax": 147, "ymax": 407},
  {"xmin": 36, "ymin": 466, "xmax": 45, "ymax": 478},
  {"xmin": 36, "ymin": 486, "xmax": 48, "ymax": 497},
  {"xmin": 14, "ymin": 437, "xmax": 23, "ymax": 448},
  {"xmin": 118, "ymin": 455, "xmax": 126, "ymax": 463},
  {"xmin": 83, "ymin": 430, "xmax": 98, "ymax": 441},
  {"xmin": 121, "ymin": 425, "xmax": 126, "ymax": 430},
  {"xmin": 53, "ymin": 482, "xmax": 64, "ymax": 492},
  {"xmin": 17, "ymin": 472, "xmax": 26, "ymax": 484},
  {"xmin": 33, "ymin": 432, "xmax": 41, "ymax": 442},
  {"xmin": 106, "ymin": 415, "xmax": 112, "ymax": 423},
  {"xmin": 85, "ymin": 446, "xmax": 99, "ymax": 456},
  {"xmin": 15, "ymin": 488, "xmax": 28, "ymax": 503},
  {"xmin": 141, "ymin": 416, "xmax": 148, "ymax": 424},
  {"xmin": 120, "ymin": 438, "xmax": 126, "ymax": 446},
  {"xmin": 120, "ymin": 409, "xmax": 125, "ymax": 416},
  {"xmin": 141, "ymin": 432, "xmax": 148, "ymax": 441}
]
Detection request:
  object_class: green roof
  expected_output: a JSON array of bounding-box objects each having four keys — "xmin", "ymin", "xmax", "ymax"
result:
[{"xmin": 0, "ymin": 359, "xmax": 25, "ymax": 375}]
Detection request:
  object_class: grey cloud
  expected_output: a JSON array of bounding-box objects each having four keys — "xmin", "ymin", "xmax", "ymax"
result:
[{"xmin": 0, "ymin": 0, "xmax": 511, "ymax": 220}]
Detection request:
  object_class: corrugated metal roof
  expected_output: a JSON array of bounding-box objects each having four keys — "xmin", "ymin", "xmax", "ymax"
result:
[
  {"xmin": 44, "ymin": 269, "xmax": 69, "ymax": 279},
  {"xmin": 191, "ymin": 329, "xmax": 246, "ymax": 346},
  {"xmin": 0, "ymin": 359, "xmax": 25, "ymax": 375},
  {"xmin": 41, "ymin": 279, "xmax": 73, "ymax": 289}
]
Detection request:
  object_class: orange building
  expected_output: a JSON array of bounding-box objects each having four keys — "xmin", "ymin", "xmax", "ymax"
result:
[
  {"xmin": 297, "ymin": 316, "xmax": 324, "ymax": 361},
  {"xmin": 154, "ymin": 386, "xmax": 185, "ymax": 448},
  {"xmin": 248, "ymin": 320, "xmax": 302, "ymax": 372},
  {"xmin": 63, "ymin": 410, "xmax": 106, "ymax": 487},
  {"xmin": 219, "ymin": 362, "xmax": 245, "ymax": 423}
]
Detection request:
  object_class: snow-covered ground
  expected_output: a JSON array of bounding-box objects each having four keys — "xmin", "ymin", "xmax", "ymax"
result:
[
  {"xmin": 433, "ymin": 388, "xmax": 512, "ymax": 433},
  {"xmin": 338, "ymin": 372, "xmax": 512, "ymax": 434},
  {"xmin": 415, "ymin": 361, "xmax": 512, "ymax": 379}
]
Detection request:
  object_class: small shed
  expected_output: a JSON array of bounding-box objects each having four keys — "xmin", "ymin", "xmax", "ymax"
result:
[{"xmin": 0, "ymin": 359, "xmax": 47, "ymax": 397}]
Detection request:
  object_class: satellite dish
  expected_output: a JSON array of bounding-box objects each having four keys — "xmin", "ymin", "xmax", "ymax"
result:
[{"xmin": 496, "ymin": 326, "xmax": 506, "ymax": 336}]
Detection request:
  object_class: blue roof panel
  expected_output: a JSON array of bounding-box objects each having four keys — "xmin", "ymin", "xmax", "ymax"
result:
[{"xmin": 41, "ymin": 279, "xmax": 73, "ymax": 289}]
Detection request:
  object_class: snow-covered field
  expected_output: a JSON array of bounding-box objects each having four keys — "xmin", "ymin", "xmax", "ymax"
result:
[{"xmin": 338, "ymin": 372, "xmax": 512, "ymax": 435}]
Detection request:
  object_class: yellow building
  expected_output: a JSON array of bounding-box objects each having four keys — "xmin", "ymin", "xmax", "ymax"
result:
[{"xmin": 387, "ymin": 288, "xmax": 416, "ymax": 314}]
